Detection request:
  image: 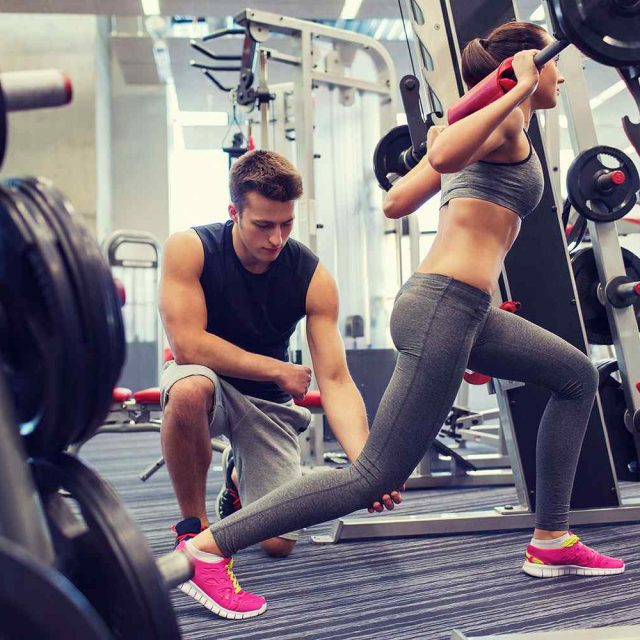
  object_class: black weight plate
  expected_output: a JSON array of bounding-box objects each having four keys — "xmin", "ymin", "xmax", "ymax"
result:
[
  {"xmin": 33, "ymin": 178, "xmax": 125, "ymax": 443},
  {"xmin": 10, "ymin": 178, "xmax": 93, "ymax": 445},
  {"xmin": 373, "ymin": 124, "xmax": 413, "ymax": 191},
  {"xmin": 0, "ymin": 186, "xmax": 81, "ymax": 454},
  {"xmin": 20, "ymin": 177, "xmax": 112, "ymax": 442},
  {"xmin": 0, "ymin": 537, "xmax": 111, "ymax": 640},
  {"xmin": 567, "ymin": 145, "xmax": 640, "ymax": 223},
  {"xmin": 551, "ymin": 0, "xmax": 640, "ymax": 67},
  {"xmin": 33, "ymin": 453, "xmax": 181, "ymax": 640},
  {"xmin": 0, "ymin": 84, "xmax": 6, "ymax": 171},
  {"xmin": 597, "ymin": 359, "xmax": 639, "ymax": 481},
  {"xmin": 572, "ymin": 246, "xmax": 640, "ymax": 344},
  {"xmin": 8, "ymin": 186, "xmax": 86, "ymax": 452}
]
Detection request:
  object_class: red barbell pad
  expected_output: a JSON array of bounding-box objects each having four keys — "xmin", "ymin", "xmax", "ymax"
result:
[
  {"xmin": 163, "ymin": 348, "xmax": 175, "ymax": 363},
  {"xmin": 133, "ymin": 387, "xmax": 161, "ymax": 404},
  {"xmin": 448, "ymin": 57, "xmax": 515, "ymax": 124},
  {"xmin": 294, "ymin": 390, "xmax": 322, "ymax": 407}
]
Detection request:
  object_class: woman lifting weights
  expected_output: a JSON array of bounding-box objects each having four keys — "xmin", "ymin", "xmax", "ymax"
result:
[{"xmin": 176, "ymin": 21, "xmax": 624, "ymax": 620}]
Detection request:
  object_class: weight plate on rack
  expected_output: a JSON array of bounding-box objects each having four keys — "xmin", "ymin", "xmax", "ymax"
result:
[
  {"xmin": 572, "ymin": 246, "xmax": 640, "ymax": 344},
  {"xmin": 33, "ymin": 453, "xmax": 181, "ymax": 640}
]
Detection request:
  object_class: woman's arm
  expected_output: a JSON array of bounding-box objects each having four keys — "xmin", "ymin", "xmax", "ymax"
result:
[
  {"xmin": 427, "ymin": 50, "xmax": 539, "ymax": 174},
  {"xmin": 382, "ymin": 150, "xmax": 442, "ymax": 219}
]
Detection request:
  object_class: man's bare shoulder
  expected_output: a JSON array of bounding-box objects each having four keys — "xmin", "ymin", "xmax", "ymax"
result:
[{"xmin": 163, "ymin": 230, "xmax": 204, "ymax": 273}]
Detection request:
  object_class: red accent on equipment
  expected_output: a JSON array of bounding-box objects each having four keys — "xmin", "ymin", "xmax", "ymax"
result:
[
  {"xmin": 611, "ymin": 170, "xmax": 626, "ymax": 186},
  {"xmin": 112, "ymin": 387, "xmax": 132, "ymax": 403},
  {"xmin": 463, "ymin": 371, "xmax": 492, "ymax": 385},
  {"xmin": 464, "ymin": 300, "xmax": 521, "ymax": 385},
  {"xmin": 499, "ymin": 300, "xmax": 521, "ymax": 313},
  {"xmin": 294, "ymin": 390, "xmax": 322, "ymax": 408},
  {"xmin": 113, "ymin": 278, "xmax": 126, "ymax": 307},
  {"xmin": 62, "ymin": 73, "xmax": 73, "ymax": 103},
  {"xmin": 163, "ymin": 348, "xmax": 175, "ymax": 363},
  {"xmin": 634, "ymin": 283, "xmax": 640, "ymax": 296},
  {"xmin": 133, "ymin": 388, "xmax": 161, "ymax": 404}
]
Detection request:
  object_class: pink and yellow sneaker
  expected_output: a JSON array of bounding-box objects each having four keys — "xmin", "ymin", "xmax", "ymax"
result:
[
  {"xmin": 177, "ymin": 541, "xmax": 267, "ymax": 619},
  {"xmin": 523, "ymin": 534, "xmax": 625, "ymax": 578}
]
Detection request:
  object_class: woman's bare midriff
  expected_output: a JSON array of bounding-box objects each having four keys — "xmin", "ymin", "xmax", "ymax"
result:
[{"xmin": 417, "ymin": 198, "xmax": 522, "ymax": 294}]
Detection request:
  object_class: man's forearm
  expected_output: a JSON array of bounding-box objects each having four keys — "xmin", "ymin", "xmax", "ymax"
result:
[
  {"xmin": 177, "ymin": 331, "xmax": 282, "ymax": 382},
  {"xmin": 318, "ymin": 380, "xmax": 369, "ymax": 462}
]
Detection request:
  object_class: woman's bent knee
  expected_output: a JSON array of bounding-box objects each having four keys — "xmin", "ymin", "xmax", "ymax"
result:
[{"xmin": 556, "ymin": 354, "xmax": 599, "ymax": 400}]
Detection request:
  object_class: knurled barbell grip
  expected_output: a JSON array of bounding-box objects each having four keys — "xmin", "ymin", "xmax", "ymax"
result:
[
  {"xmin": 1, "ymin": 70, "xmax": 72, "ymax": 112},
  {"xmin": 533, "ymin": 39, "xmax": 570, "ymax": 68}
]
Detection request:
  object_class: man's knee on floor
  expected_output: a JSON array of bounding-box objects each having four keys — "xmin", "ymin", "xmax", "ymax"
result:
[
  {"xmin": 260, "ymin": 537, "xmax": 296, "ymax": 558},
  {"xmin": 164, "ymin": 376, "xmax": 215, "ymax": 422}
]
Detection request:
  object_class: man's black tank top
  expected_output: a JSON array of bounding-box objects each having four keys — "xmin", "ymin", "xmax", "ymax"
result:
[{"xmin": 193, "ymin": 220, "xmax": 319, "ymax": 403}]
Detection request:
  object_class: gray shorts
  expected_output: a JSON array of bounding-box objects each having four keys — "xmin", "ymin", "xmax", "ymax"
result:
[{"xmin": 160, "ymin": 361, "xmax": 312, "ymax": 541}]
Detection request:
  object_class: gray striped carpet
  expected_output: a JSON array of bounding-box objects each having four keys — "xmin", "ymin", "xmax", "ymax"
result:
[{"xmin": 79, "ymin": 432, "xmax": 640, "ymax": 640}]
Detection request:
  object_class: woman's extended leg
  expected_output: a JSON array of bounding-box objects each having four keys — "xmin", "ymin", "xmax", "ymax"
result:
[
  {"xmin": 206, "ymin": 274, "xmax": 492, "ymax": 556},
  {"xmin": 467, "ymin": 306, "xmax": 624, "ymax": 576}
]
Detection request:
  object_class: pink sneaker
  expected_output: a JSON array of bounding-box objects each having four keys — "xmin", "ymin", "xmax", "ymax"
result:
[
  {"xmin": 523, "ymin": 534, "xmax": 625, "ymax": 578},
  {"xmin": 177, "ymin": 541, "xmax": 267, "ymax": 619}
]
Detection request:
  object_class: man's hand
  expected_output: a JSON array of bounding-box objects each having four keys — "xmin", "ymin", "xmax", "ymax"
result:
[
  {"xmin": 367, "ymin": 487, "xmax": 404, "ymax": 513},
  {"xmin": 274, "ymin": 361, "xmax": 313, "ymax": 399}
]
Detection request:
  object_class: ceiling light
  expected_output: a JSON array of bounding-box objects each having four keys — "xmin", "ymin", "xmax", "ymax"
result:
[
  {"xmin": 373, "ymin": 19, "xmax": 389, "ymax": 40},
  {"xmin": 141, "ymin": 0, "xmax": 160, "ymax": 16},
  {"xmin": 590, "ymin": 80, "xmax": 626, "ymax": 110},
  {"xmin": 529, "ymin": 5, "xmax": 545, "ymax": 21},
  {"xmin": 340, "ymin": 0, "xmax": 363, "ymax": 20}
]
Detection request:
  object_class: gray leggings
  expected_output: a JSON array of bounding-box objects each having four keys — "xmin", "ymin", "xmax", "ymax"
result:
[{"xmin": 211, "ymin": 273, "xmax": 599, "ymax": 556}]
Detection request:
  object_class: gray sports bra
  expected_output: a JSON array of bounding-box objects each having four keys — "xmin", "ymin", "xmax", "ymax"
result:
[{"xmin": 439, "ymin": 130, "xmax": 544, "ymax": 220}]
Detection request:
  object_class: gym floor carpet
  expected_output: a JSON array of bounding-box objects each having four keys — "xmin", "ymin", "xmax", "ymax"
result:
[{"xmin": 80, "ymin": 433, "xmax": 640, "ymax": 640}]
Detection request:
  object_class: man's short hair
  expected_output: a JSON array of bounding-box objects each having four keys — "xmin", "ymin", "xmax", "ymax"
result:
[{"xmin": 229, "ymin": 150, "xmax": 303, "ymax": 213}]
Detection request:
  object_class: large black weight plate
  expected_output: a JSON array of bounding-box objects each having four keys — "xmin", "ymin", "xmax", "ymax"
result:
[
  {"xmin": 549, "ymin": 0, "xmax": 640, "ymax": 67},
  {"xmin": 0, "ymin": 83, "xmax": 6, "ymax": 171},
  {"xmin": 17, "ymin": 177, "xmax": 122, "ymax": 444},
  {"xmin": 0, "ymin": 186, "xmax": 83, "ymax": 454},
  {"xmin": 9, "ymin": 186, "xmax": 87, "ymax": 451},
  {"xmin": 597, "ymin": 359, "xmax": 639, "ymax": 481},
  {"xmin": 33, "ymin": 453, "xmax": 181, "ymax": 640},
  {"xmin": 567, "ymin": 145, "xmax": 639, "ymax": 223},
  {"xmin": 0, "ymin": 537, "xmax": 111, "ymax": 640},
  {"xmin": 9, "ymin": 178, "xmax": 92, "ymax": 445},
  {"xmin": 572, "ymin": 246, "xmax": 640, "ymax": 344},
  {"xmin": 41, "ymin": 180, "xmax": 126, "ymax": 443},
  {"xmin": 373, "ymin": 124, "xmax": 413, "ymax": 191}
]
